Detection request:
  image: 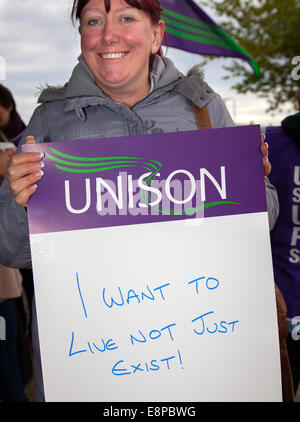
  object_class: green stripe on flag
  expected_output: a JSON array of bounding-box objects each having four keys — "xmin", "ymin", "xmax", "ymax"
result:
[
  {"xmin": 163, "ymin": 15, "xmax": 228, "ymax": 44},
  {"xmin": 162, "ymin": 7, "xmax": 260, "ymax": 78},
  {"xmin": 163, "ymin": 7, "xmax": 216, "ymax": 31},
  {"xmin": 164, "ymin": 24, "xmax": 233, "ymax": 50}
]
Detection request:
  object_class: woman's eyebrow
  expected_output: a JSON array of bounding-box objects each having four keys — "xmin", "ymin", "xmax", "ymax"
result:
[{"xmin": 81, "ymin": 8, "xmax": 104, "ymax": 14}]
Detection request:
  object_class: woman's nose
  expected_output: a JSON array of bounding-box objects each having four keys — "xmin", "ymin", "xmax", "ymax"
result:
[{"xmin": 102, "ymin": 20, "xmax": 119, "ymax": 45}]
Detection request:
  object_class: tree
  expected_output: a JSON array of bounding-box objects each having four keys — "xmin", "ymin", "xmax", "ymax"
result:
[{"xmin": 200, "ymin": 0, "xmax": 300, "ymax": 112}]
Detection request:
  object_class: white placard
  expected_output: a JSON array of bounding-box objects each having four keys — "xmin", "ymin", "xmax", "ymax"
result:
[{"xmin": 30, "ymin": 213, "xmax": 282, "ymax": 402}]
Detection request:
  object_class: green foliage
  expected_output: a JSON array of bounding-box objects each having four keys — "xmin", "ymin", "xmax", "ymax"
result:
[{"xmin": 201, "ymin": 0, "xmax": 300, "ymax": 112}]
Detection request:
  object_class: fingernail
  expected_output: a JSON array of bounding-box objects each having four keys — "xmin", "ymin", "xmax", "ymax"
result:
[
  {"xmin": 265, "ymin": 142, "xmax": 269, "ymax": 149},
  {"xmin": 40, "ymin": 152, "xmax": 45, "ymax": 158},
  {"xmin": 40, "ymin": 161, "xmax": 45, "ymax": 169},
  {"xmin": 30, "ymin": 184, "xmax": 38, "ymax": 193},
  {"xmin": 36, "ymin": 170, "xmax": 44, "ymax": 178}
]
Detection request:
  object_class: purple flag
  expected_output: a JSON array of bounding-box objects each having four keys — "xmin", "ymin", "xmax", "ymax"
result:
[
  {"xmin": 160, "ymin": 0, "xmax": 260, "ymax": 77},
  {"xmin": 267, "ymin": 126, "xmax": 300, "ymax": 320}
]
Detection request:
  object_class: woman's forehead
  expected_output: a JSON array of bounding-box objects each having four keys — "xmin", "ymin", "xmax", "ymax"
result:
[
  {"xmin": 82, "ymin": 0, "xmax": 139, "ymax": 13},
  {"xmin": 83, "ymin": 2, "xmax": 135, "ymax": 14}
]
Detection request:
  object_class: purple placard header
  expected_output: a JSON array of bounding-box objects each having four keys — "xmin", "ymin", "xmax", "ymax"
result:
[{"xmin": 24, "ymin": 125, "xmax": 266, "ymax": 235}]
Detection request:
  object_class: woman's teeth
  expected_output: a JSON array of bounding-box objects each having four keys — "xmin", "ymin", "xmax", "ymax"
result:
[{"xmin": 101, "ymin": 52, "xmax": 127, "ymax": 59}]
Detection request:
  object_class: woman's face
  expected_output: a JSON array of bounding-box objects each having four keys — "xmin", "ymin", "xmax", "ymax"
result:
[
  {"xmin": 80, "ymin": 0, "xmax": 164, "ymax": 103},
  {"xmin": 0, "ymin": 104, "xmax": 12, "ymax": 129}
]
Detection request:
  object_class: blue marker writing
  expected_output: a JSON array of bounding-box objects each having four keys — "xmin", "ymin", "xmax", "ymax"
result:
[
  {"xmin": 69, "ymin": 331, "xmax": 87, "ymax": 357},
  {"xmin": 192, "ymin": 311, "xmax": 239, "ymax": 336},
  {"xmin": 188, "ymin": 276, "xmax": 219, "ymax": 294},
  {"xmin": 102, "ymin": 282, "xmax": 171, "ymax": 309},
  {"xmin": 177, "ymin": 349, "xmax": 183, "ymax": 369},
  {"xmin": 76, "ymin": 272, "xmax": 88, "ymax": 319},
  {"xmin": 111, "ymin": 353, "xmax": 181, "ymax": 376},
  {"xmin": 112, "ymin": 360, "xmax": 132, "ymax": 376},
  {"xmin": 130, "ymin": 323, "xmax": 176, "ymax": 345}
]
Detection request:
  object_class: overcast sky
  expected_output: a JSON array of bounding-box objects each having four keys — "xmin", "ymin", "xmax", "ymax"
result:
[{"xmin": 0, "ymin": 0, "xmax": 293, "ymax": 128}]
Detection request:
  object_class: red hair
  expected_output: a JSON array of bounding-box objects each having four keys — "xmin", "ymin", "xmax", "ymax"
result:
[{"xmin": 71, "ymin": 0, "xmax": 163, "ymax": 24}]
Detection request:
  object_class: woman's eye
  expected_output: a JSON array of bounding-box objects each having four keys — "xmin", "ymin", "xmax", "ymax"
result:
[
  {"xmin": 88, "ymin": 18, "xmax": 100, "ymax": 26},
  {"xmin": 121, "ymin": 16, "xmax": 134, "ymax": 23}
]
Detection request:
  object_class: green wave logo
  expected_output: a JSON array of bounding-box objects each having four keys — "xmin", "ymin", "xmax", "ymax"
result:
[
  {"xmin": 46, "ymin": 147, "xmax": 239, "ymax": 216},
  {"xmin": 161, "ymin": 7, "xmax": 260, "ymax": 78}
]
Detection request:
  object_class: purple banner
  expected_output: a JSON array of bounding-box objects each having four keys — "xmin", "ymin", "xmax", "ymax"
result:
[
  {"xmin": 24, "ymin": 125, "xmax": 266, "ymax": 235},
  {"xmin": 160, "ymin": 0, "xmax": 260, "ymax": 77},
  {"xmin": 267, "ymin": 126, "xmax": 300, "ymax": 319}
]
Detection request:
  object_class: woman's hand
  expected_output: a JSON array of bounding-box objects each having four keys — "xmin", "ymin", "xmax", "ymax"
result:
[
  {"xmin": 7, "ymin": 136, "xmax": 44, "ymax": 207},
  {"xmin": 0, "ymin": 146, "xmax": 16, "ymax": 176},
  {"xmin": 261, "ymin": 134, "xmax": 271, "ymax": 178}
]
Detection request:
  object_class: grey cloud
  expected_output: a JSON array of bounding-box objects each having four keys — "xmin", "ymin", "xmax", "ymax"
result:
[{"xmin": 0, "ymin": 0, "xmax": 80, "ymax": 123}]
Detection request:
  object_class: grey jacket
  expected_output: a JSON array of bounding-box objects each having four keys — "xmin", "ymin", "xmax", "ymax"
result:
[{"xmin": 0, "ymin": 55, "xmax": 279, "ymax": 269}]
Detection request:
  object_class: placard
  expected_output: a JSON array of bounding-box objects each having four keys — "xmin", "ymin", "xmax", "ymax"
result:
[{"xmin": 24, "ymin": 125, "xmax": 282, "ymax": 402}]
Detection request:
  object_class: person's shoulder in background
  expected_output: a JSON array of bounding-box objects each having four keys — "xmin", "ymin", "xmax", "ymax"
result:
[{"xmin": 281, "ymin": 112, "xmax": 300, "ymax": 145}]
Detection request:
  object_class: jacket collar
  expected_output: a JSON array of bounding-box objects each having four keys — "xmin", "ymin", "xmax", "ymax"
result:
[{"xmin": 38, "ymin": 54, "xmax": 215, "ymax": 109}]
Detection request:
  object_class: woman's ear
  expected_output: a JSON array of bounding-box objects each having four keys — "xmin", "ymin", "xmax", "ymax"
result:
[{"xmin": 152, "ymin": 20, "xmax": 165, "ymax": 52}]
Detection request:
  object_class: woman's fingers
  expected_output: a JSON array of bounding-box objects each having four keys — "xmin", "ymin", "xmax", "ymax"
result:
[
  {"xmin": 0, "ymin": 148, "xmax": 16, "ymax": 175},
  {"xmin": 6, "ymin": 136, "xmax": 45, "ymax": 206},
  {"xmin": 14, "ymin": 183, "xmax": 39, "ymax": 207},
  {"xmin": 25, "ymin": 135, "xmax": 36, "ymax": 145},
  {"xmin": 5, "ymin": 147, "xmax": 16, "ymax": 156},
  {"xmin": 9, "ymin": 167, "xmax": 44, "ymax": 198},
  {"xmin": 7, "ymin": 156, "xmax": 44, "ymax": 182},
  {"xmin": 261, "ymin": 134, "xmax": 271, "ymax": 177}
]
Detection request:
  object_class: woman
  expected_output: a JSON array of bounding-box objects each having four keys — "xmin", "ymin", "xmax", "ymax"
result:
[
  {"xmin": 0, "ymin": 0, "xmax": 277, "ymax": 401},
  {"xmin": 0, "ymin": 131, "xmax": 16, "ymax": 185},
  {"xmin": 0, "ymin": 85, "xmax": 34, "ymax": 374},
  {"xmin": 0, "ymin": 263, "xmax": 27, "ymax": 402},
  {"xmin": 0, "ymin": 133, "xmax": 27, "ymax": 402},
  {"xmin": 0, "ymin": 84, "xmax": 26, "ymax": 144}
]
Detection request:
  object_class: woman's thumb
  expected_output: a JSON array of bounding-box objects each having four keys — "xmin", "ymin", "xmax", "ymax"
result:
[{"xmin": 25, "ymin": 136, "xmax": 36, "ymax": 144}]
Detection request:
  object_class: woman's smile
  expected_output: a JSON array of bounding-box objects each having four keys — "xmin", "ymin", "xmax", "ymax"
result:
[{"xmin": 99, "ymin": 51, "xmax": 128, "ymax": 59}]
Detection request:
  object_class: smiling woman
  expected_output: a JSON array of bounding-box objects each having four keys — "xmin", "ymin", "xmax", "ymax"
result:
[
  {"xmin": 0, "ymin": 0, "xmax": 279, "ymax": 403},
  {"xmin": 76, "ymin": 0, "xmax": 165, "ymax": 107}
]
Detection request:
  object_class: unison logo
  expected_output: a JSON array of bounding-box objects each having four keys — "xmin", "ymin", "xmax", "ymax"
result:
[
  {"xmin": 291, "ymin": 316, "xmax": 300, "ymax": 341},
  {"xmin": 0, "ymin": 316, "xmax": 6, "ymax": 341},
  {"xmin": 46, "ymin": 148, "xmax": 240, "ymax": 216},
  {"xmin": 292, "ymin": 56, "xmax": 300, "ymax": 81}
]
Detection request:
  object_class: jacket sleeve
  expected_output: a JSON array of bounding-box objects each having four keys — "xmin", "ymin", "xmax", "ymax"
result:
[
  {"xmin": 207, "ymin": 95, "xmax": 279, "ymax": 230},
  {"xmin": 207, "ymin": 94, "xmax": 235, "ymax": 128},
  {"xmin": 265, "ymin": 177, "xmax": 279, "ymax": 231},
  {"xmin": 0, "ymin": 105, "xmax": 48, "ymax": 269}
]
